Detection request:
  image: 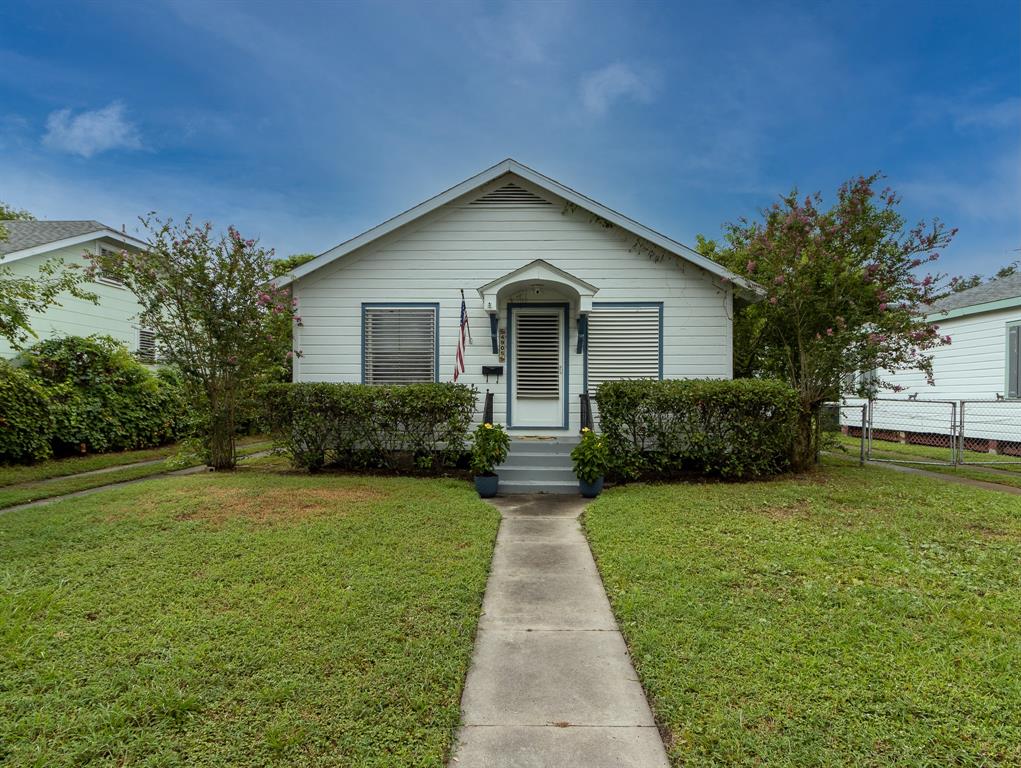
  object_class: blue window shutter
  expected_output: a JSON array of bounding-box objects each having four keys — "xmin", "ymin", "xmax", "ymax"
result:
[{"xmin": 1009, "ymin": 325, "xmax": 1020, "ymax": 399}]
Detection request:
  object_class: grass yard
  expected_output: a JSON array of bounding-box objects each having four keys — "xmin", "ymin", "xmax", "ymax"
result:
[
  {"xmin": 0, "ymin": 438, "xmax": 272, "ymax": 510},
  {"xmin": 832, "ymin": 433, "xmax": 1021, "ymax": 490},
  {"xmin": 585, "ymin": 460, "xmax": 1021, "ymax": 766},
  {"xmin": 0, "ymin": 466, "xmax": 499, "ymax": 767}
]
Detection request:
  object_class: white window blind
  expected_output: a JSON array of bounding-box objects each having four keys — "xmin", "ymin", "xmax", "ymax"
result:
[
  {"xmin": 586, "ymin": 306, "xmax": 661, "ymax": 390},
  {"xmin": 364, "ymin": 306, "xmax": 436, "ymax": 384},
  {"xmin": 514, "ymin": 312, "xmax": 560, "ymax": 398}
]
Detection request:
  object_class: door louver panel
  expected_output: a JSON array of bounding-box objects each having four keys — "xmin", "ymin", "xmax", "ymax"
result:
[
  {"xmin": 364, "ymin": 307, "xmax": 436, "ymax": 384},
  {"xmin": 587, "ymin": 307, "xmax": 661, "ymax": 390},
  {"xmin": 471, "ymin": 182, "xmax": 552, "ymax": 207},
  {"xmin": 515, "ymin": 312, "xmax": 560, "ymax": 398}
]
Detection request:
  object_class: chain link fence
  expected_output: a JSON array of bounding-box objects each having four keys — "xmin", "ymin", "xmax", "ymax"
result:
[
  {"xmin": 958, "ymin": 400, "xmax": 1021, "ymax": 466},
  {"xmin": 832, "ymin": 397, "xmax": 1021, "ymax": 466}
]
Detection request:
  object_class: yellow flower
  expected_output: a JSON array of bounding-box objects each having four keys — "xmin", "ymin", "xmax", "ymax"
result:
[
  {"xmin": 581, "ymin": 427, "xmax": 591, "ymax": 433},
  {"xmin": 484, "ymin": 423, "xmax": 493, "ymax": 429}
]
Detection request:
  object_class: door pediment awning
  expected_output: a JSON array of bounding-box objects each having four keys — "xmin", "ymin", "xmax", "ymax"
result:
[{"xmin": 478, "ymin": 259, "xmax": 599, "ymax": 315}]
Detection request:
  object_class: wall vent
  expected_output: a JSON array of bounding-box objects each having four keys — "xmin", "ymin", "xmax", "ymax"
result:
[{"xmin": 471, "ymin": 182, "xmax": 552, "ymax": 207}]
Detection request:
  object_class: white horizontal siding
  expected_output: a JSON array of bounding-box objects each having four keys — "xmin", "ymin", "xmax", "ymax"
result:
[
  {"xmin": 293, "ymin": 177, "xmax": 733, "ymax": 431},
  {"xmin": 845, "ymin": 306, "xmax": 1021, "ymax": 440},
  {"xmin": 0, "ymin": 243, "xmax": 144, "ymax": 359}
]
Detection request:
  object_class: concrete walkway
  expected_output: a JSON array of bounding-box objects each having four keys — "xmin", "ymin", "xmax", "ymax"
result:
[{"xmin": 450, "ymin": 495, "xmax": 670, "ymax": 768}]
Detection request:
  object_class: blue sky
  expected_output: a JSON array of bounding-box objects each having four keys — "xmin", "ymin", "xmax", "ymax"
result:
[{"xmin": 2, "ymin": 0, "xmax": 1018, "ymax": 275}]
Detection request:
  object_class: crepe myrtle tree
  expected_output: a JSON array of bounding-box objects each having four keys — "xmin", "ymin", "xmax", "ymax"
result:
[
  {"xmin": 1, "ymin": 201, "xmax": 96, "ymax": 349},
  {"xmin": 703, "ymin": 173, "xmax": 957, "ymax": 470},
  {"xmin": 89, "ymin": 215, "xmax": 298, "ymax": 469}
]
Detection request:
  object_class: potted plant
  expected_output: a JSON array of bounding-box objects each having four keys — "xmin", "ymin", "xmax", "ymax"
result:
[
  {"xmin": 470, "ymin": 422, "xmax": 510, "ymax": 498},
  {"xmin": 571, "ymin": 427, "xmax": 608, "ymax": 497}
]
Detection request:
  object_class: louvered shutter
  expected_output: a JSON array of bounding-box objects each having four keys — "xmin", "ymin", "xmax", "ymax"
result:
[
  {"xmin": 364, "ymin": 307, "xmax": 436, "ymax": 384},
  {"xmin": 587, "ymin": 306, "xmax": 661, "ymax": 390},
  {"xmin": 1009, "ymin": 325, "xmax": 1020, "ymax": 399},
  {"xmin": 137, "ymin": 328, "xmax": 157, "ymax": 363},
  {"xmin": 514, "ymin": 312, "xmax": 560, "ymax": 398}
]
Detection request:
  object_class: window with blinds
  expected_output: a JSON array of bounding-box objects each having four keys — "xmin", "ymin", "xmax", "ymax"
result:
[
  {"xmin": 363, "ymin": 305, "xmax": 437, "ymax": 385},
  {"xmin": 514, "ymin": 312, "xmax": 561, "ymax": 398},
  {"xmin": 1008, "ymin": 323, "xmax": 1020, "ymax": 399},
  {"xmin": 586, "ymin": 305, "xmax": 661, "ymax": 390}
]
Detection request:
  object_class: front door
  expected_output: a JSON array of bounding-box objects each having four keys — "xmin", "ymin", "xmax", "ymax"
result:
[{"xmin": 510, "ymin": 305, "xmax": 565, "ymax": 428}]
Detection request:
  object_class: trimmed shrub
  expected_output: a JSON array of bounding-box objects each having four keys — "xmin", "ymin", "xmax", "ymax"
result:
[
  {"xmin": 20, "ymin": 336, "xmax": 185, "ymax": 455},
  {"xmin": 262, "ymin": 382, "xmax": 478, "ymax": 472},
  {"xmin": 0, "ymin": 361, "xmax": 54, "ymax": 463},
  {"xmin": 594, "ymin": 378, "xmax": 799, "ymax": 479}
]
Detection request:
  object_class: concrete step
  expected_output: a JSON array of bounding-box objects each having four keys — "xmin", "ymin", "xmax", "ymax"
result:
[
  {"xmin": 507, "ymin": 438, "xmax": 579, "ymax": 455},
  {"xmin": 497, "ymin": 465, "xmax": 578, "ymax": 483},
  {"xmin": 498, "ymin": 479, "xmax": 580, "ymax": 495}
]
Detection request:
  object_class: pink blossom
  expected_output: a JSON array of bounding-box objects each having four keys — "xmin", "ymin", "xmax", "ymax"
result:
[
  {"xmin": 879, "ymin": 303, "xmax": 888, "ymax": 312},
  {"xmin": 892, "ymin": 385, "xmax": 905, "ymax": 393},
  {"xmin": 769, "ymin": 296, "xmax": 778, "ymax": 305},
  {"xmin": 746, "ymin": 260, "xmax": 757, "ymax": 273},
  {"xmin": 774, "ymin": 275, "xmax": 785, "ymax": 286},
  {"xmin": 826, "ymin": 327, "xmax": 834, "ymax": 336},
  {"xmin": 286, "ymin": 350, "xmax": 294, "ymax": 359}
]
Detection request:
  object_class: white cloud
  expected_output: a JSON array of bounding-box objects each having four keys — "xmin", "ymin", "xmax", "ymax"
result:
[
  {"xmin": 580, "ymin": 63, "xmax": 657, "ymax": 116},
  {"xmin": 42, "ymin": 102, "xmax": 142, "ymax": 158},
  {"xmin": 952, "ymin": 96, "xmax": 1021, "ymax": 131}
]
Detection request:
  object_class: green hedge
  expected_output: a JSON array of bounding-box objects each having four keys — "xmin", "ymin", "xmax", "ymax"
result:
[
  {"xmin": 0, "ymin": 361, "xmax": 55, "ymax": 463},
  {"xmin": 262, "ymin": 382, "xmax": 478, "ymax": 472},
  {"xmin": 594, "ymin": 378, "xmax": 799, "ymax": 479},
  {"xmin": 22, "ymin": 336, "xmax": 185, "ymax": 454}
]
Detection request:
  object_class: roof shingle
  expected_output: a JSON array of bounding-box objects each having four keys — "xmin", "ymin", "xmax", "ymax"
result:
[
  {"xmin": 0, "ymin": 220, "xmax": 111, "ymax": 257},
  {"xmin": 929, "ymin": 272, "xmax": 1021, "ymax": 314}
]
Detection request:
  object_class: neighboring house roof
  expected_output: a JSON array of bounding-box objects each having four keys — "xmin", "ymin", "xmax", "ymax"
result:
[
  {"xmin": 274, "ymin": 158, "xmax": 765, "ymax": 299},
  {"xmin": 926, "ymin": 273, "xmax": 1021, "ymax": 321},
  {"xmin": 0, "ymin": 220, "xmax": 147, "ymax": 262}
]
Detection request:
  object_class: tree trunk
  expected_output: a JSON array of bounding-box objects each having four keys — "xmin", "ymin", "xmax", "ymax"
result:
[
  {"xmin": 790, "ymin": 406, "xmax": 817, "ymax": 472},
  {"xmin": 207, "ymin": 390, "xmax": 237, "ymax": 470}
]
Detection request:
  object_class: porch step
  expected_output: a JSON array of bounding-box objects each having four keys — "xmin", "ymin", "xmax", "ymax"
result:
[
  {"xmin": 498, "ymin": 479, "xmax": 580, "ymax": 495},
  {"xmin": 496, "ymin": 465, "xmax": 578, "ymax": 483},
  {"xmin": 496, "ymin": 437, "xmax": 580, "ymax": 494}
]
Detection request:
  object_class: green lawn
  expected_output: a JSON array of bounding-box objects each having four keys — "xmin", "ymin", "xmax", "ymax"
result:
[
  {"xmin": 585, "ymin": 461, "xmax": 1021, "ymax": 766},
  {"xmin": 0, "ymin": 467, "xmax": 499, "ymax": 767},
  {"xmin": 832, "ymin": 434, "xmax": 1021, "ymax": 489},
  {"xmin": 0, "ymin": 439, "xmax": 271, "ymax": 510}
]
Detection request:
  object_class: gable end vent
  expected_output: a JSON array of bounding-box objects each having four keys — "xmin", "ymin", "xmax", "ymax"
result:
[{"xmin": 470, "ymin": 182, "xmax": 552, "ymax": 207}]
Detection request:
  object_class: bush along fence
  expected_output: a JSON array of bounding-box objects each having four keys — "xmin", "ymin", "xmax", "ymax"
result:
[
  {"xmin": 0, "ymin": 336, "xmax": 187, "ymax": 464},
  {"xmin": 594, "ymin": 378, "xmax": 800, "ymax": 480},
  {"xmin": 262, "ymin": 382, "xmax": 478, "ymax": 473}
]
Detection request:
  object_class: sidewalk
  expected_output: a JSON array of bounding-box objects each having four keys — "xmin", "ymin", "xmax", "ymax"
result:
[{"xmin": 450, "ymin": 495, "xmax": 669, "ymax": 768}]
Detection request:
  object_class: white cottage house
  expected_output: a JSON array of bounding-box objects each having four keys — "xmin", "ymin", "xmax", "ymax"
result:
[
  {"xmin": 0, "ymin": 220, "xmax": 150, "ymax": 359},
  {"xmin": 275, "ymin": 160, "xmax": 762, "ymax": 486}
]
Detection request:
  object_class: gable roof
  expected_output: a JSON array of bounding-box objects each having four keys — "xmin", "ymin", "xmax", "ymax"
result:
[
  {"xmin": 926, "ymin": 272, "xmax": 1021, "ymax": 321},
  {"xmin": 274, "ymin": 159, "xmax": 764, "ymax": 299},
  {"xmin": 0, "ymin": 220, "xmax": 147, "ymax": 261}
]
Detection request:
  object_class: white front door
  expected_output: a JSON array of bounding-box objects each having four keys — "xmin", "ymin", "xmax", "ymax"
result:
[{"xmin": 511, "ymin": 306, "xmax": 564, "ymax": 428}]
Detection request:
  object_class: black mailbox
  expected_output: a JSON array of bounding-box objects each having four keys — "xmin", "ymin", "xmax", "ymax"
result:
[{"xmin": 482, "ymin": 365, "xmax": 504, "ymax": 378}]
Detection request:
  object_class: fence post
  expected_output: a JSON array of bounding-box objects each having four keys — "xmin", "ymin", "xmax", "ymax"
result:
[
  {"xmin": 957, "ymin": 400, "xmax": 965, "ymax": 465},
  {"xmin": 859, "ymin": 404, "xmax": 866, "ymax": 465}
]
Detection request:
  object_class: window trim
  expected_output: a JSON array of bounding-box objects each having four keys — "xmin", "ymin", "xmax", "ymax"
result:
[
  {"xmin": 583, "ymin": 301, "xmax": 664, "ymax": 393},
  {"xmin": 360, "ymin": 302, "xmax": 440, "ymax": 385},
  {"xmin": 1006, "ymin": 320, "xmax": 1021, "ymax": 400},
  {"xmin": 96, "ymin": 247, "xmax": 127, "ymax": 289}
]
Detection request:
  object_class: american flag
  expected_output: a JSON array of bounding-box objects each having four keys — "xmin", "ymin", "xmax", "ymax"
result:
[{"xmin": 454, "ymin": 290, "xmax": 470, "ymax": 381}]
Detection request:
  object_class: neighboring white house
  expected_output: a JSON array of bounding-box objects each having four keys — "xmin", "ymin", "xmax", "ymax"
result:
[
  {"xmin": 275, "ymin": 159, "xmax": 763, "ymax": 435},
  {"xmin": 845, "ymin": 273, "xmax": 1021, "ymax": 451},
  {"xmin": 881, "ymin": 273, "xmax": 1021, "ymax": 401},
  {"xmin": 0, "ymin": 220, "xmax": 151, "ymax": 360}
]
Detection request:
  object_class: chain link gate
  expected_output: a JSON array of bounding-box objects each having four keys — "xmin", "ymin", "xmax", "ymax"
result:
[
  {"xmin": 865, "ymin": 398, "xmax": 958, "ymax": 465},
  {"xmin": 958, "ymin": 400, "xmax": 1021, "ymax": 466}
]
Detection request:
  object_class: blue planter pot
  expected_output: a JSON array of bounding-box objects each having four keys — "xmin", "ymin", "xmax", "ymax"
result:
[
  {"xmin": 474, "ymin": 474, "xmax": 499, "ymax": 498},
  {"xmin": 579, "ymin": 476, "xmax": 604, "ymax": 498}
]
